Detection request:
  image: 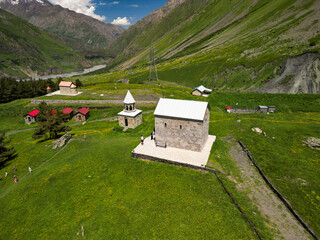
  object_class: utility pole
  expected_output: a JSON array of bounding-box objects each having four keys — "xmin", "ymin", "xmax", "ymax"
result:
[{"xmin": 148, "ymin": 45, "xmax": 158, "ymax": 82}]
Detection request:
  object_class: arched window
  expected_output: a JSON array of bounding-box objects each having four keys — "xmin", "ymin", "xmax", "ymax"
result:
[
  {"xmin": 164, "ymin": 123, "xmax": 167, "ymax": 127},
  {"xmin": 126, "ymin": 106, "xmax": 128, "ymax": 110},
  {"xmin": 180, "ymin": 125, "xmax": 182, "ymax": 129},
  {"xmin": 130, "ymin": 106, "xmax": 132, "ymax": 111}
]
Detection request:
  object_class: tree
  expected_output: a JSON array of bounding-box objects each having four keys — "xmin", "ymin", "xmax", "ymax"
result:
[
  {"xmin": 0, "ymin": 133, "xmax": 16, "ymax": 167},
  {"xmin": 32, "ymin": 102, "xmax": 72, "ymax": 140},
  {"xmin": 75, "ymin": 79, "xmax": 83, "ymax": 88}
]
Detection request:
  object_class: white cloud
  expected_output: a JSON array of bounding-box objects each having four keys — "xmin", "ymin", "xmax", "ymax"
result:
[
  {"xmin": 129, "ymin": 4, "xmax": 138, "ymax": 8},
  {"xmin": 109, "ymin": 1, "xmax": 119, "ymax": 5},
  {"xmin": 48, "ymin": 0, "xmax": 106, "ymax": 21},
  {"xmin": 111, "ymin": 17, "xmax": 131, "ymax": 26}
]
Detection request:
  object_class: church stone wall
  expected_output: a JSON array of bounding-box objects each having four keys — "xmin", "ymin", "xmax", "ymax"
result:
[
  {"xmin": 118, "ymin": 113, "xmax": 142, "ymax": 129},
  {"xmin": 155, "ymin": 108, "xmax": 209, "ymax": 152},
  {"xmin": 60, "ymin": 86, "xmax": 77, "ymax": 95}
]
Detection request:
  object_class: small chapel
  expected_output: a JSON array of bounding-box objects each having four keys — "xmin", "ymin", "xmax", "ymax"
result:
[{"xmin": 118, "ymin": 90, "xmax": 142, "ymax": 129}]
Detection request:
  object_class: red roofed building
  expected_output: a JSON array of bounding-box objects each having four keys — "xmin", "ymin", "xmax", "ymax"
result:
[
  {"xmin": 226, "ymin": 106, "xmax": 232, "ymax": 113},
  {"xmin": 24, "ymin": 109, "xmax": 39, "ymax": 124},
  {"xmin": 75, "ymin": 107, "xmax": 90, "ymax": 122},
  {"xmin": 47, "ymin": 86, "xmax": 52, "ymax": 93},
  {"xmin": 62, "ymin": 107, "xmax": 74, "ymax": 120},
  {"xmin": 59, "ymin": 81, "xmax": 77, "ymax": 95}
]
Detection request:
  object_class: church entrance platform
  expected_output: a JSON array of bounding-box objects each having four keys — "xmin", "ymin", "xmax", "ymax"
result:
[
  {"xmin": 46, "ymin": 90, "xmax": 83, "ymax": 96},
  {"xmin": 132, "ymin": 135, "xmax": 216, "ymax": 168}
]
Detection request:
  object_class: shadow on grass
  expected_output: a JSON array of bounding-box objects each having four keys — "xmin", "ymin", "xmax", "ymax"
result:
[{"xmin": 0, "ymin": 153, "xmax": 18, "ymax": 170}]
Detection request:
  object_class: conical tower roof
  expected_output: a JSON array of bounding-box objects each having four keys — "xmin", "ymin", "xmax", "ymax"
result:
[{"xmin": 123, "ymin": 90, "xmax": 135, "ymax": 104}]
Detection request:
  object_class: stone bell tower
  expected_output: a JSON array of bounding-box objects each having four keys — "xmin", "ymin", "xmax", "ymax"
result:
[{"xmin": 118, "ymin": 90, "xmax": 143, "ymax": 129}]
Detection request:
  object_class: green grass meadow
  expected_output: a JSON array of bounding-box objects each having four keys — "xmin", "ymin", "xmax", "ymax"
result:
[
  {"xmin": 0, "ymin": 83, "xmax": 319, "ymax": 239},
  {"xmin": 0, "ymin": 118, "xmax": 270, "ymax": 239}
]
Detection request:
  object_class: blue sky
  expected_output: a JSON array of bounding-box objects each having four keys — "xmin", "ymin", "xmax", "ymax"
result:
[
  {"xmin": 48, "ymin": 0, "xmax": 168, "ymax": 27},
  {"xmin": 95, "ymin": 0, "xmax": 168, "ymax": 25}
]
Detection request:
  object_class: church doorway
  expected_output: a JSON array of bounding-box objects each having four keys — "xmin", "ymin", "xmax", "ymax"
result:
[{"xmin": 125, "ymin": 118, "xmax": 128, "ymax": 126}]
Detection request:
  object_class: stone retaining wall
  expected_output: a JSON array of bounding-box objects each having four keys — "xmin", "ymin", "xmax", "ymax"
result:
[{"xmin": 31, "ymin": 100, "xmax": 156, "ymax": 105}]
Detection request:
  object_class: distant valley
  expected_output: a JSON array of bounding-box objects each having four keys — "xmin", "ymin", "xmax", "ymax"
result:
[{"xmin": 1, "ymin": 0, "xmax": 320, "ymax": 93}]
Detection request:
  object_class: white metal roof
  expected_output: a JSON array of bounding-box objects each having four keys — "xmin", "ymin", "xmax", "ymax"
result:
[
  {"xmin": 118, "ymin": 109, "xmax": 142, "ymax": 117},
  {"xmin": 259, "ymin": 105, "xmax": 268, "ymax": 109},
  {"xmin": 193, "ymin": 85, "xmax": 212, "ymax": 93},
  {"xmin": 154, "ymin": 98, "xmax": 209, "ymax": 121},
  {"xmin": 123, "ymin": 90, "xmax": 135, "ymax": 104}
]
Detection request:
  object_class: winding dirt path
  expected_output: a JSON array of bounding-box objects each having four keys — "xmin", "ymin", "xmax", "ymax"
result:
[{"xmin": 228, "ymin": 141, "xmax": 312, "ymax": 240}]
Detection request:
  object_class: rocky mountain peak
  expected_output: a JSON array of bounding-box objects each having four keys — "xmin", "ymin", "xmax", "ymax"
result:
[
  {"xmin": 164, "ymin": 0, "xmax": 187, "ymax": 8},
  {"xmin": 0, "ymin": 0, "xmax": 51, "ymax": 6}
]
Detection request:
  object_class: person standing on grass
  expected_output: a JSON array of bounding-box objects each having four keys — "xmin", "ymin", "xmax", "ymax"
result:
[
  {"xmin": 28, "ymin": 167, "xmax": 32, "ymax": 173},
  {"xmin": 5, "ymin": 171, "xmax": 8, "ymax": 177},
  {"xmin": 14, "ymin": 175, "xmax": 18, "ymax": 183},
  {"xmin": 141, "ymin": 135, "xmax": 144, "ymax": 145},
  {"xmin": 13, "ymin": 165, "xmax": 17, "ymax": 172}
]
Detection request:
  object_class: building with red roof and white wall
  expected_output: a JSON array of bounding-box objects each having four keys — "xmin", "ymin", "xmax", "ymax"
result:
[
  {"xmin": 74, "ymin": 107, "xmax": 90, "ymax": 122},
  {"xmin": 24, "ymin": 109, "xmax": 39, "ymax": 124},
  {"xmin": 62, "ymin": 107, "xmax": 74, "ymax": 120}
]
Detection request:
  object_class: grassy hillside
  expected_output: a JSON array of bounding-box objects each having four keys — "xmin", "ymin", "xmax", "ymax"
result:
[
  {"xmin": 0, "ymin": 102, "xmax": 275, "ymax": 239},
  {"xmin": 0, "ymin": 82, "xmax": 320, "ymax": 238},
  {"xmin": 0, "ymin": 9, "xmax": 88, "ymax": 78},
  {"xmin": 109, "ymin": 0, "xmax": 320, "ymax": 93}
]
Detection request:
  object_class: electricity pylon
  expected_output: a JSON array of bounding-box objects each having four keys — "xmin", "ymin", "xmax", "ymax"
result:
[{"xmin": 148, "ymin": 45, "xmax": 158, "ymax": 82}]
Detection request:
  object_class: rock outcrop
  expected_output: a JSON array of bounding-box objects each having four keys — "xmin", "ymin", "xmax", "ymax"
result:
[
  {"xmin": 52, "ymin": 132, "xmax": 71, "ymax": 150},
  {"xmin": 304, "ymin": 137, "xmax": 320, "ymax": 150},
  {"xmin": 256, "ymin": 53, "xmax": 320, "ymax": 94}
]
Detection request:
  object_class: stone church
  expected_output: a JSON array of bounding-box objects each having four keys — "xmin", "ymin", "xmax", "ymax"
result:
[
  {"xmin": 118, "ymin": 90, "xmax": 142, "ymax": 129},
  {"xmin": 59, "ymin": 81, "xmax": 77, "ymax": 95},
  {"xmin": 154, "ymin": 98, "xmax": 210, "ymax": 152}
]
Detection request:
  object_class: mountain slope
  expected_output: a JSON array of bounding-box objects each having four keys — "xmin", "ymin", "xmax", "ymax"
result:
[
  {"xmin": 110, "ymin": 0, "xmax": 207, "ymax": 61},
  {"xmin": 0, "ymin": 8, "xmax": 88, "ymax": 78},
  {"xmin": 0, "ymin": 0, "xmax": 124, "ymax": 50},
  {"xmin": 112, "ymin": 0, "xmax": 320, "ymax": 94}
]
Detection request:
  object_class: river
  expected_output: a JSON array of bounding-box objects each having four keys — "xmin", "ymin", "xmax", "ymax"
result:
[{"xmin": 21, "ymin": 64, "xmax": 106, "ymax": 81}]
